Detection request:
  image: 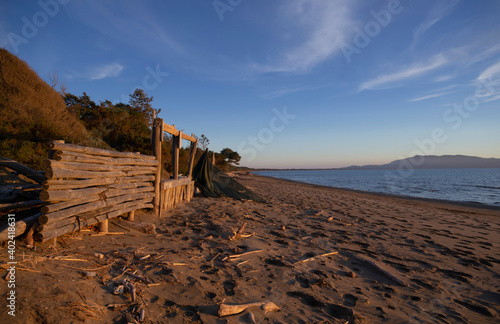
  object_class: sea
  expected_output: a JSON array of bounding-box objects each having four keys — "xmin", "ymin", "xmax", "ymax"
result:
[{"xmin": 254, "ymin": 168, "xmax": 500, "ymax": 207}]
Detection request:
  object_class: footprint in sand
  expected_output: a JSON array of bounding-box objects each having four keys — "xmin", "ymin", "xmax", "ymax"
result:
[{"xmin": 343, "ymin": 293, "xmax": 358, "ymax": 307}]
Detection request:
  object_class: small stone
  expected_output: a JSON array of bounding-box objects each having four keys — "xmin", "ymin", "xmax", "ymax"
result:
[
  {"xmin": 94, "ymin": 253, "xmax": 104, "ymax": 259},
  {"xmin": 347, "ymin": 271, "xmax": 356, "ymax": 278}
]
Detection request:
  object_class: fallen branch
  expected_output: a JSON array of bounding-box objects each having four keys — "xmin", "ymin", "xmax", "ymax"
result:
[
  {"xmin": 222, "ymin": 249, "xmax": 264, "ymax": 261},
  {"xmin": 125, "ymin": 271, "xmax": 152, "ymax": 284},
  {"xmin": 229, "ymin": 223, "xmax": 254, "ymax": 240},
  {"xmin": 218, "ymin": 301, "xmax": 280, "ymax": 317},
  {"xmin": 293, "ymin": 251, "xmax": 338, "ymax": 265}
]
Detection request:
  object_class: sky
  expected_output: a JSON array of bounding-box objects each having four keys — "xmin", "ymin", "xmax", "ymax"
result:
[{"xmin": 1, "ymin": 0, "xmax": 500, "ymax": 169}]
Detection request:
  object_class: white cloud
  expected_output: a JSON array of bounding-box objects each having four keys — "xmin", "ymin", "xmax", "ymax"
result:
[
  {"xmin": 88, "ymin": 63, "xmax": 123, "ymax": 80},
  {"xmin": 476, "ymin": 60, "xmax": 500, "ymax": 81},
  {"xmin": 408, "ymin": 91, "xmax": 454, "ymax": 102},
  {"xmin": 253, "ymin": 0, "xmax": 355, "ymax": 73},
  {"xmin": 65, "ymin": 63, "xmax": 124, "ymax": 80},
  {"xmin": 359, "ymin": 55, "xmax": 448, "ymax": 91}
]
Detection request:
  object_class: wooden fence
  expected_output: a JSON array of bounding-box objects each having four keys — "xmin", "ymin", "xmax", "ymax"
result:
[
  {"xmin": 152, "ymin": 118, "xmax": 197, "ymax": 213},
  {"xmin": 0, "ymin": 117, "xmax": 200, "ymax": 243},
  {"xmin": 36, "ymin": 141, "xmax": 158, "ymax": 242}
]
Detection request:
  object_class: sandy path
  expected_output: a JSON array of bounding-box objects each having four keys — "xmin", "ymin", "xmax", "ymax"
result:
[{"xmin": 1, "ymin": 174, "xmax": 499, "ymax": 323}]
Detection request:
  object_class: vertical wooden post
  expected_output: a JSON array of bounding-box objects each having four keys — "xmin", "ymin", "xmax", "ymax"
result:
[
  {"xmin": 212, "ymin": 151, "xmax": 215, "ymax": 165},
  {"xmin": 153, "ymin": 118, "xmax": 163, "ymax": 216},
  {"xmin": 187, "ymin": 136, "xmax": 197, "ymax": 178},
  {"xmin": 98, "ymin": 219, "xmax": 108, "ymax": 233},
  {"xmin": 128, "ymin": 211, "xmax": 135, "ymax": 222},
  {"xmin": 172, "ymin": 132, "xmax": 181, "ymax": 180}
]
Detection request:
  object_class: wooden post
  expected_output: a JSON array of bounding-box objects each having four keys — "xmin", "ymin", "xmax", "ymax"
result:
[
  {"xmin": 128, "ymin": 211, "xmax": 135, "ymax": 221},
  {"xmin": 187, "ymin": 135, "xmax": 197, "ymax": 178},
  {"xmin": 98, "ymin": 219, "xmax": 108, "ymax": 233},
  {"xmin": 212, "ymin": 151, "xmax": 215, "ymax": 165},
  {"xmin": 153, "ymin": 118, "xmax": 163, "ymax": 216},
  {"xmin": 172, "ymin": 132, "xmax": 181, "ymax": 180}
]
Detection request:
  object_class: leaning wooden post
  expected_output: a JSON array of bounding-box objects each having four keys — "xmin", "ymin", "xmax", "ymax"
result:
[
  {"xmin": 187, "ymin": 135, "xmax": 197, "ymax": 178},
  {"xmin": 172, "ymin": 132, "xmax": 181, "ymax": 180},
  {"xmin": 153, "ymin": 118, "xmax": 163, "ymax": 216}
]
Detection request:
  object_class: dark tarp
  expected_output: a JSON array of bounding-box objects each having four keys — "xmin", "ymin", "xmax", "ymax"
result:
[{"xmin": 192, "ymin": 150, "xmax": 266, "ymax": 203}]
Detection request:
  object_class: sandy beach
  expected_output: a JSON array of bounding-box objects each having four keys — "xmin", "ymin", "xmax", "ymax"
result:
[{"xmin": 1, "ymin": 173, "xmax": 499, "ymax": 323}]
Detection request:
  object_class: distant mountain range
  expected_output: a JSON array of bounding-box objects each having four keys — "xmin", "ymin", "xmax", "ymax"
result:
[{"xmin": 340, "ymin": 155, "xmax": 500, "ymax": 170}]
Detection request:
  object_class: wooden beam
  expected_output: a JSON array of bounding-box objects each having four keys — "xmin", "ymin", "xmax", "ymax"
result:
[
  {"xmin": 50, "ymin": 141, "xmax": 156, "ymax": 160},
  {"xmin": 152, "ymin": 118, "xmax": 162, "ymax": 216},
  {"xmin": 187, "ymin": 135, "xmax": 197, "ymax": 178},
  {"xmin": 0, "ymin": 157, "xmax": 46, "ymax": 184},
  {"xmin": 162, "ymin": 122, "xmax": 197, "ymax": 143}
]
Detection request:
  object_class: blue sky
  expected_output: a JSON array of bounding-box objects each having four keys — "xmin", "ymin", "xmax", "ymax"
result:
[{"xmin": 1, "ymin": 0, "xmax": 500, "ymax": 168}]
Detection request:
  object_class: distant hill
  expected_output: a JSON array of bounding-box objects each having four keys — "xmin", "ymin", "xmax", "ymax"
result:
[
  {"xmin": 341, "ymin": 155, "xmax": 500, "ymax": 170},
  {"xmin": 0, "ymin": 49, "xmax": 99, "ymax": 169}
]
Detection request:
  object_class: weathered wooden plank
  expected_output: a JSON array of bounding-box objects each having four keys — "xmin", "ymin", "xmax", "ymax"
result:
[
  {"xmin": 53, "ymin": 151, "xmax": 159, "ymax": 166},
  {"xmin": 43, "ymin": 175, "xmax": 155, "ymax": 190},
  {"xmin": 50, "ymin": 141, "xmax": 156, "ymax": 160},
  {"xmin": 44, "ymin": 160, "xmax": 157, "ymax": 172}
]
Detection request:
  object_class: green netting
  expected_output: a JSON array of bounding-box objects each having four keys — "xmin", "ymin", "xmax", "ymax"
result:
[{"xmin": 192, "ymin": 150, "xmax": 266, "ymax": 203}]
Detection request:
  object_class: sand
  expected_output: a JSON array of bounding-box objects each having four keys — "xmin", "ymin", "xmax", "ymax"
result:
[{"xmin": 1, "ymin": 173, "xmax": 499, "ymax": 323}]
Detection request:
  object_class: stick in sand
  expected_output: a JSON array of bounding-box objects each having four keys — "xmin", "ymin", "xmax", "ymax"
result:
[
  {"xmin": 222, "ymin": 249, "xmax": 263, "ymax": 261},
  {"xmin": 293, "ymin": 251, "xmax": 338, "ymax": 265}
]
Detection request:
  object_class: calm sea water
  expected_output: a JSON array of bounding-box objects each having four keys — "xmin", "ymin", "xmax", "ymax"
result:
[{"xmin": 254, "ymin": 168, "xmax": 500, "ymax": 207}]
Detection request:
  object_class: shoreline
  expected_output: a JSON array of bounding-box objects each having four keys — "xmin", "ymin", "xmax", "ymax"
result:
[{"xmin": 251, "ymin": 172, "xmax": 500, "ymax": 212}]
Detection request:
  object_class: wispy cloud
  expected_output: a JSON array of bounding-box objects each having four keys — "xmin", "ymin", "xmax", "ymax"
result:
[
  {"xmin": 65, "ymin": 62, "xmax": 124, "ymax": 80},
  {"xmin": 411, "ymin": 0, "xmax": 460, "ymax": 49},
  {"xmin": 474, "ymin": 60, "xmax": 500, "ymax": 103},
  {"xmin": 359, "ymin": 55, "xmax": 448, "ymax": 91},
  {"xmin": 476, "ymin": 59, "xmax": 500, "ymax": 81},
  {"xmin": 88, "ymin": 63, "xmax": 123, "ymax": 80},
  {"xmin": 408, "ymin": 91, "xmax": 454, "ymax": 102},
  {"xmin": 253, "ymin": 0, "xmax": 355, "ymax": 73}
]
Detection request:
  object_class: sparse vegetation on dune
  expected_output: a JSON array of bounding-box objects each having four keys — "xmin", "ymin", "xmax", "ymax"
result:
[{"xmin": 0, "ymin": 49, "xmax": 97, "ymax": 169}]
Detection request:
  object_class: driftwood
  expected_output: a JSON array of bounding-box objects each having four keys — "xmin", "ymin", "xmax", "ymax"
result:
[
  {"xmin": 53, "ymin": 150, "xmax": 158, "ymax": 166},
  {"xmin": 0, "ymin": 213, "xmax": 41, "ymax": 241},
  {"xmin": 42, "ymin": 195, "xmax": 101, "ymax": 214},
  {"xmin": 0, "ymin": 199, "xmax": 44, "ymax": 212},
  {"xmin": 50, "ymin": 141, "xmax": 156, "ymax": 160},
  {"xmin": 222, "ymin": 250, "xmax": 263, "ymax": 261},
  {"xmin": 293, "ymin": 251, "xmax": 339, "ymax": 265},
  {"xmin": 125, "ymin": 271, "xmax": 152, "ymax": 284},
  {"xmin": 45, "ymin": 166, "xmax": 155, "ymax": 180},
  {"xmin": 39, "ymin": 193, "xmax": 154, "ymax": 225},
  {"xmin": 0, "ymin": 157, "xmax": 46, "ymax": 184},
  {"xmin": 40, "ymin": 187, "xmax": 106, "ymax": 202},
  {"xmin": 43, "ymin": 175, "xmax": 155, "ymax": 190},
  {"xmin": 218, "ymin": 302, "xmax": 280, "ymax": 317},
  {"xmin": 229, "ymin": 223, "xmax": 254, "ymax": 240},
  {"xmin": 44, "ymin": 160, "xmax": 157, "ymax": 173}
]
